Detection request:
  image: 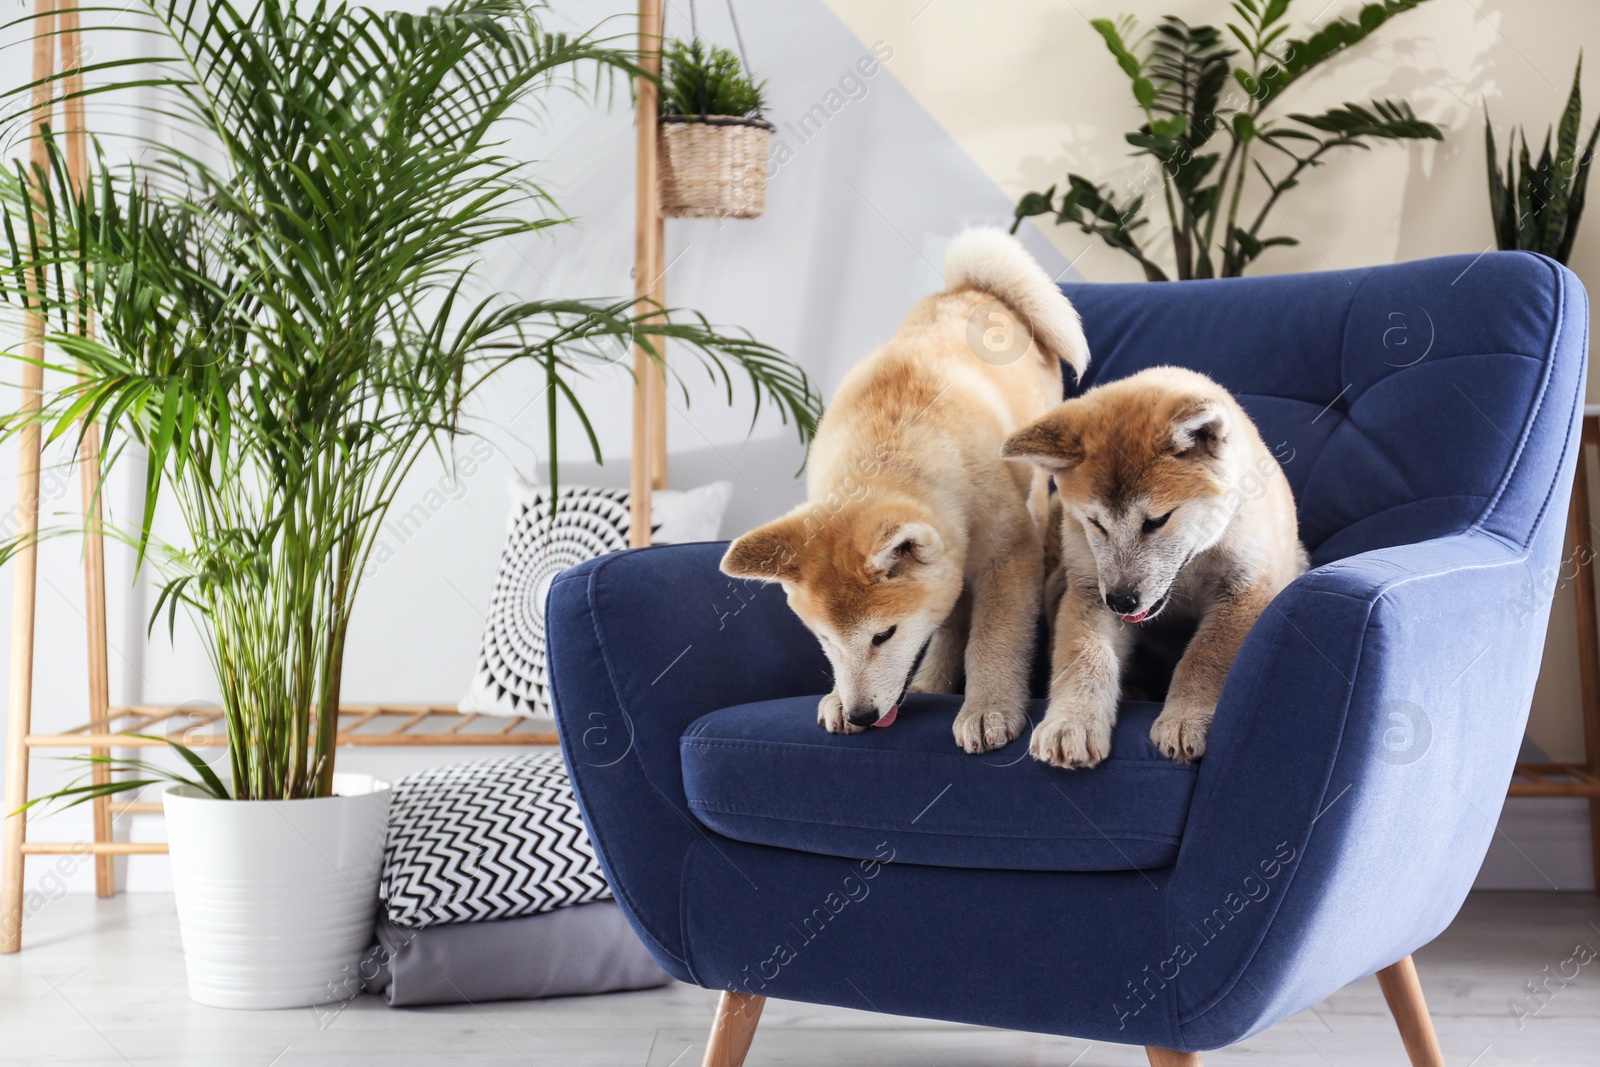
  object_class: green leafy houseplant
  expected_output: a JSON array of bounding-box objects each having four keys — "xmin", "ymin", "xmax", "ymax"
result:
[
  {"xmin": 1012, "ymin": 0, "xmax": 1443, "ymax": 279},
  {"xmin": 655, "ymin": 36, "xmax": 773, "ymax": 220},
  {"xmin": 1486, "ymin": 57, "xmax": 1600, "ymax": 264},
  {"xmin": 660, "ymin": 38, "xmax": 766, "ymax": 119},
  {"xmin": 0, "ymin": 0, "xmax": 821, "ymax": 804}
]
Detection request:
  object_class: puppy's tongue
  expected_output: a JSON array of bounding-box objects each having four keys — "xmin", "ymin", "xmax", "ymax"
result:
[
  {"xmin": 1122, "ymin": 610, "xmax": 1148, "ymax": 624},
  {"xmin": 873, "ymin": 705, "xmax": 899, "ymax": 728}
]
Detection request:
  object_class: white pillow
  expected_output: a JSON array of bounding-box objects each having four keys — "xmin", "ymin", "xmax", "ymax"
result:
[
  {"xmin": 459, "ymin": 475, "xmax": 733, "ymax": 718},
  {"xmin": 651, "ymin": 479, "xmax": 735, "ymax": 543}
]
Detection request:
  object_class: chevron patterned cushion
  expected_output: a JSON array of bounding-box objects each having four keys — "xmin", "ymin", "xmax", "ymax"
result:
[{"xmin": 381, "ymin": 752, "xmax": 611, "ymax": 928}]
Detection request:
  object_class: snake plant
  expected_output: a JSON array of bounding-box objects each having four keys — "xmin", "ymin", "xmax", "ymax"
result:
[{"xmin": 1486, "ymin": 57, "xmax": 1599, "ymax": 265}]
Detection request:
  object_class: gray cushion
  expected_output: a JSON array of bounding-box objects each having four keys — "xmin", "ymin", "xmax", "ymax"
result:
[{"xmin": 362, "ymin": 901, "xmax": 670, "ymax": 1006}]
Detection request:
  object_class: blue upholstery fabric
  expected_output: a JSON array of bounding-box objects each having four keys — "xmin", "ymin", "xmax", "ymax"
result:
[
  {"xmin": 1060, "ymin": 259, "xmax": 1571, "ymax": 563},
  {"xmin": 682, "ymin": 696, "xmax": 1195, "ymax": 871},
  {"xmin": 547, "ymin": 253, "xmax": 1587, "ymax": 1053}
]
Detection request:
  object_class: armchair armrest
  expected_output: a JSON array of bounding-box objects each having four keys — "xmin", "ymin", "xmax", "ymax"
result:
[
  {"xmin": 1169, "ymin": 526, "xmax": 1559, "ymax": 1045},
  {"xmin": 546, "ymin": 543, "xmax": 829, "ymax": 976},
  {"xmin": 548, "ymin": 543, "xmax": 828, "ymax": 786}
]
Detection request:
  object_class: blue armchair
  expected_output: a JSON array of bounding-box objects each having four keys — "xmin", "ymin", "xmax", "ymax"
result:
[{"xmin": 548, "ymin": 253, "xmax": 1588, "ymax": 1066}]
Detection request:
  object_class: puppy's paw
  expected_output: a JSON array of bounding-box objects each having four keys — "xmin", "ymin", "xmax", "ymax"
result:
[
  {"xmin": 1150, "ymin": 704, "xmax": 1214, "ymax": 762},
  {"xmin": 818, "ymin": 691, "xmax": 865, "ymax": 735},
  {"xmin": 952, "ymin": 700, "xmax": 1026, "ymax": 754},
  {"xmin": 1029, "ymin": 711, "xmax": 1112, "ymax": 769}
]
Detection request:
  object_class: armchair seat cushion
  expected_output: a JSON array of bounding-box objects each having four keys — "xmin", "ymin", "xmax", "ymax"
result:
[{"xmin": 680, "ymin": 694, "xmax": 1197, "ymax": 872}]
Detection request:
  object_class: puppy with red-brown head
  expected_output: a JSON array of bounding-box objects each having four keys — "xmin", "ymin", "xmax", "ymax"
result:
[{"xmin": 1002, "ymin": 366, "xmax": 1307, "ymax": 768}]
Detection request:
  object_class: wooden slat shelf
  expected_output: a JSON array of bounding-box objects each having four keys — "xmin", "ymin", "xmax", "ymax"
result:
[
  {"xmin": 26, "ymin": 705, "xmax": 557, "ymax": 750},
  {"xmin": 16, "ymin": 705, "xmax": 559, "ymax": 860},
  {"xmin": 111, "ymin": 801, "xmax": 163, "ymax": 816},
  {"xmin": 22, "ymin": 841, "xmax": 167, "ymax": 856},
  {"xmin": 1507, "ymin": 763, "xmax": 1600, "ymax": 798},
  {"xmin": 2, "ymin": 0, "xmax": 657, "ymax": 952}
]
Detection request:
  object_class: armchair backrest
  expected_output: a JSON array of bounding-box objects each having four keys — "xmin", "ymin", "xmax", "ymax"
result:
[{"xmin": 1060, "ymin": 253, "xmax": 1588, "ymax": 564}]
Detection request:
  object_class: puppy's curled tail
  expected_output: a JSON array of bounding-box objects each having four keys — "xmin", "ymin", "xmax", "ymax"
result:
[{"xmin": 944, "ymin": 227, "xmax": 1090, "ymax": 379}]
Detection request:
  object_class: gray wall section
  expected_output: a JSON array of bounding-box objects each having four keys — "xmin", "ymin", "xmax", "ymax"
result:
[
  {"xmin": 0, "ymin": 0, "xmax": 1071, "ymax": 891},
  {"xmin": 338, "ymin": 0, "xmax": 1073, "ymax": 702},
  {"xmin": 493, "ymin": 0, "xmax": 1073, "ymax": 532}
]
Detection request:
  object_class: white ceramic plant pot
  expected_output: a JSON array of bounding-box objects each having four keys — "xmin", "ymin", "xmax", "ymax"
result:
[{"xmin": 162, "ymin": 773, "xmax": 392, "ymax": 1010}]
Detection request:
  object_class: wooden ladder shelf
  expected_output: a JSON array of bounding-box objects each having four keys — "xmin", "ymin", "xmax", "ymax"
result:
[
  {"xmin": 1506, "ymin": 410, "xmax": 1600, "ymax": 890},
  {"xmin": 0, "ymin": 0, "xmax": 667, "ymax": 952}
]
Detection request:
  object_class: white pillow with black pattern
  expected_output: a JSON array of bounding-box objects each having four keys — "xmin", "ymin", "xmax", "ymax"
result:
[
  {"xmin": 381, "ymin": 751, "xmax": 611, "ymax": 928},
  {"xmin": 460, "ymin": 474, "xmax": 732, "ymax": 718}
]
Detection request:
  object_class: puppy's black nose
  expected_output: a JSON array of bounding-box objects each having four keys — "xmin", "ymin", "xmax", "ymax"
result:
[
  {"xmin": 1104, "ymin": 590, "xmax": 1140, "ymax": 615},
  {"xmin": 846, "ymin": 707, "xmax": 878, "ymax": 728}
]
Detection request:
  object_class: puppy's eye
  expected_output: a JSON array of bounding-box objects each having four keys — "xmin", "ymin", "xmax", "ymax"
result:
[
  {"xmin": 1142, "ymin": 511, "xmax": 1172, "ymax": 534},
  {"xmin": 871, "ymin": 626, "xmax": 897, "ymax": 647},
  {"xmin": 1088, "ymin": 517, "xmax": 1107, "ymax": 534}
]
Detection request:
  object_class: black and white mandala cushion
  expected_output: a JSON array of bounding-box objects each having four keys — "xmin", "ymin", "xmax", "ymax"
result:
[
  {"xmin": 460, "ymin": 477, "xmax": 731, "ymax": 718},
  {"xmin": 381, "ymin": 751, "xmax": 610, "ymax": 928}
]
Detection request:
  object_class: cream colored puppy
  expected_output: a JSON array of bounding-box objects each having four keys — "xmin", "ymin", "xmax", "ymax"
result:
[{"xmin": 721, "ymin": 229, "xmax": 1088, "ymax": 752}]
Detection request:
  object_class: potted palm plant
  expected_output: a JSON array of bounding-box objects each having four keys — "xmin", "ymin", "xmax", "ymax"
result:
[
  {"xmin": 0, "ymin": 0, "xmax": 819, "ymax": 1009},
  {"xmin": 658, "ymin": 38, "xmax": 774, "ymax": 218}
]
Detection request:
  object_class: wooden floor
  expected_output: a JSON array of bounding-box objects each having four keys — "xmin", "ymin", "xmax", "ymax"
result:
[{"xmin": 0, "ymin": 892, "xmax": 1595, "ymax": 1065}]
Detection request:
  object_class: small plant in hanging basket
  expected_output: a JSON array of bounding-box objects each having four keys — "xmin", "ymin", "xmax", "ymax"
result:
[{"xmin": 658, "ymin": 39, "xmax": 773, "ymax": 219}]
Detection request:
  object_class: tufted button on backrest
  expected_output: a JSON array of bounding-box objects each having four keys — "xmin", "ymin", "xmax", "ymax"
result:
[{"xmin": 1059, "ymin": 253, "xmax": 1587, "ymax": 565}]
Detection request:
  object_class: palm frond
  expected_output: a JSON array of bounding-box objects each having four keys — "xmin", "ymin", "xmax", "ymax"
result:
[
  {"xmin": 12, "ymin": 734, "xmax": 229, "ymax": 817},
  {"xmin": 1, "ymin": 0, "xmax": 820, "ymax": 801}
]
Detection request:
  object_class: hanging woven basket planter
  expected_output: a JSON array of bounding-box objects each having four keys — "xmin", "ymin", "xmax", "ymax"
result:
[{"xmin": 658, "ymin": 114, "xmax": 773, "ymax": 219}]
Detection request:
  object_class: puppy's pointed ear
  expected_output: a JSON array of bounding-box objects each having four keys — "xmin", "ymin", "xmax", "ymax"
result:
[
  {"xmin": 1001, "ymin": 405, "xmax": 1083, "ymax": 471},
  {"xmin": 869, "ymin": 521, "xmax": 942, "ymax": 579},
  {"xmin": 721, "ymin": 517, "xmax": 805, "ymax": 583},
  {"xmin": 1170, "ymin": 399, "xmax": 1228, "ymax": 459}
]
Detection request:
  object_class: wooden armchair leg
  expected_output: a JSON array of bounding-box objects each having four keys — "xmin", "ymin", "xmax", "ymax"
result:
[
  {"xmin": 698, "ymin": 966, "xmax": 1439, "ymax": 1067},
  {"xmin": 1376, "ymin": 955, "xmax": 1445, "ymax": 1067},
  {"xmin": 702, "ymin": 990, "xmax": 765, "ymax": 1067}
]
